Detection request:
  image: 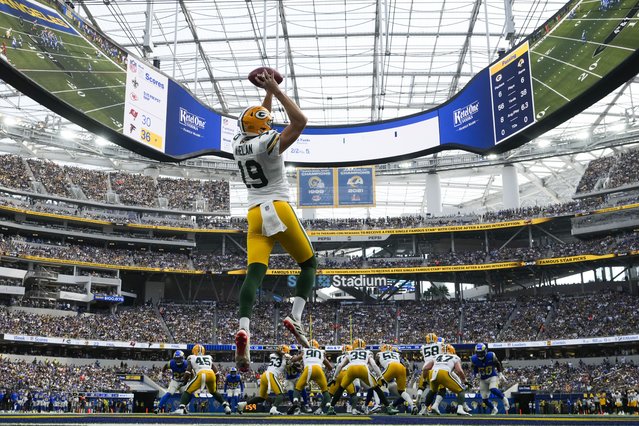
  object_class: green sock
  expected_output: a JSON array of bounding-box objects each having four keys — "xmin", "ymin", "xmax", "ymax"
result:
[
  {"xmin": 295, "ymin": 256, "xmax": 317, "ymax": 299},
  {"xmin": 322, "ymin": 391, "xmax": 331, "ymax": 408},
  {"xmin": 179, "ymin": 392, "xmax": 192, "ymax": 406},
  {"xmin": 239, "ymin": 263, "xmax": 268, "ymax": 318}
]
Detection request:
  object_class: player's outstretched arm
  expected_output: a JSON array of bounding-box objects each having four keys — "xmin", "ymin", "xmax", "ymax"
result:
[{"xmin": 256, "ymin": 71, "xmax": 307, "ymax": 154}]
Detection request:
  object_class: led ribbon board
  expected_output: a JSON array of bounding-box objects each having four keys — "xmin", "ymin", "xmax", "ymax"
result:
[{"xmin": 0, "ymin": 0, "xmax": 637, "ymax": 164}]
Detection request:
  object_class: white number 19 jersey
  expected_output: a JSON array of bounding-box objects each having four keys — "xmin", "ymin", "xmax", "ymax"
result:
[{"xmin": 232, "ymin": 130, "xmax": 288, "ymax": 208}]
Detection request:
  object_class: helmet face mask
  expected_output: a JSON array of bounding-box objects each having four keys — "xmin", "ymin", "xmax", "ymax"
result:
[
  {"xmin": 230, "ymin": 367, "xmax": 237, "ymax": 374},
  {"xmin": 238, "ymin": 106, "xmax": 273, "ymax": 136},
  {"xmin": 475, "ymin": 343, "xmax": 487, "ymax": 359}
]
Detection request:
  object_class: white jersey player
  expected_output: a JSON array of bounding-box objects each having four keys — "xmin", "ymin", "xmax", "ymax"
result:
[
  {"xmin": 173, "ymin": 344, "xmax": 230, "ymax": 415},
  {"xmin": 417, "ymin": 333, "xmax": 445, "ymax": 414},
  {"xmin": 233, "ymin": 70, "xmax": 316, "ymax": 373},
  {"xmin": 423, "ymin": 344, "xmax": 471, "ymax": 416},
  {"xmin": 288, "ymin": 340, "xmax": 332, "ymax": 414},
  {"xmin": 238, "ymin": 346, "xmax": 291, "ymax": 415}
]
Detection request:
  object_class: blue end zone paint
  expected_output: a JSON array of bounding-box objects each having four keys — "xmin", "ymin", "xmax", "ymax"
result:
[{"xmin": 2, "ymin": 414, "xmax": 639, "ymax": 425}]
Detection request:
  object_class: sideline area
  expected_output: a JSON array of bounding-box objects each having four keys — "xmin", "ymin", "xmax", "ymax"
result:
[{"xmin": 1, "ymin": 413, "xmax": 639, "ymax": 425}]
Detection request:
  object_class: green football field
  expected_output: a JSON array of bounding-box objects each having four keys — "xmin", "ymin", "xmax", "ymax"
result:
[
  {"xmin": 529, "ymin": 0, "xmax": 639, "ymax": 121},
  {"xmin": 0, "ymin": 0, "xmax": 126, "ymax": 131}
]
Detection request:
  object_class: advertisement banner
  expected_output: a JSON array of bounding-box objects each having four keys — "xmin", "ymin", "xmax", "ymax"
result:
[
  {"xmin": 337, "ymin": 167, "xmax": 375, "ymax": 207},
  {"xmin": 2, "ymin": 333, "xmax": 186, "ymax": 349},
  {"xmin": 297, "ymin": 168, "xmax": 335, "ymax": 208},
  {"xmin": 93, "ymin": 294, "xmax": 124, "ymax": 303}
]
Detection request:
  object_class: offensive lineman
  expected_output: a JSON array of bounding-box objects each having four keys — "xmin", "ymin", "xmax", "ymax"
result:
[
  {"xmin": 470, "ymin": 343, "xmax": 510, "ymax": 415},
  {"xmin": 376, "ymin": 345, "xmax": 414, "ymax": 413},
  {"xmin": 174, "ymin": 345, "xmax": 231, "ymax": 415},
  {"xmin": 327, "ymin": 338, "xmax": 398, "ymax": 415},
  {"xmin": 237, "ymin": 345, "xmax": 290, "ymax": 415},
  {"xmin": 328, "ymin": 344, "xmax": 356, "ymax": 413},
  {"xmin": 232, "ymin": 70, "xmax": 317, "ymax": 371},
  {"xmin": 288, "ymin": 339, "xmax": 333, "ymax": 414},
  {"xmin": 417, "ymin": 333, "xmax": 447, "ymax": 414},
  {"xmin": 155, "ymin": 350, "xmax": 188, "ymax": 414},
  {"xmin": 422, "ymin": 344, "xmax": 471, "ymax": 416}
]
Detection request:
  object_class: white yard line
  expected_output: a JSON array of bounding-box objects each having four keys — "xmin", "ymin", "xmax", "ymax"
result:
[
  {"xmin": 532, "ymin": 76, "xmax": 572, "ymax": 101},
  {"xmin": 84, "ymin": 102, "xmax": 125, "ymax": 114},
  {"xmin": 548, "ymin": 34, "xmax": 636, "ymax": 52},
  {"xmin": 530, "ymin": 50, "xmax": 603, "ymax": 78}
]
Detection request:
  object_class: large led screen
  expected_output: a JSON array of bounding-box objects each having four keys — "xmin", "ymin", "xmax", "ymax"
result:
[{"xmin": 0, "ymin": 0, "xmax": 637, "ymax": 165}]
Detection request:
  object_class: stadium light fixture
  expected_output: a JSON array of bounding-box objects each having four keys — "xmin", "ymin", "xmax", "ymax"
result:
[
  {"xmin": 609, "ymin": 121, "xmax": 627, "ymax": 134},
  {"xmin": 486, "ymin": 154, "xmax": 498, "ymax": 160},
  {"xmin": 95, "ymin": 137, "xmax": 110, "ymax": 146},
  {"xmin": 3, "ymin": 116, "xmax": 16, "ymax": 127},
  {"xmin": 61, "ymin": 129, "xmax": 76, "ymax": 140},
  {"xmin": 576, "ymin": 130, "xmax": 590, "ymax": 140}
]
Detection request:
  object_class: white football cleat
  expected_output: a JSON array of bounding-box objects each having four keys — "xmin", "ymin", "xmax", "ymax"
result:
[
  {"xmin": 172, "ymin": 405, "xmax": 188, "ymax": 415},
  {"xmin": 224, "ymin": 402, "xmax": 232, "ymax": 415},
  {"xmin": 237, "ymin": 401, "xmax": 246, "ymax": 414},
  {"xmin": 457, "ymin": 406, "xmax": 472, "ymax": 416},
  {"xmin": 283, "ymin": 316, "xmax": 310, "ymax": 348},
  {"xmin": 269, "ymin": 406, "xmax": 284, "ymax": 415},
  {"xmin": 491, "ymin": 405, "xmax": 499, "ymax": 415}
]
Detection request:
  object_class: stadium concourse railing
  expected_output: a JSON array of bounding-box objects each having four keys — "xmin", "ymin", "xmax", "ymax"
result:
[{"xmin": 1, "ymin": 202, "xmax": 639, "ymax": 274}]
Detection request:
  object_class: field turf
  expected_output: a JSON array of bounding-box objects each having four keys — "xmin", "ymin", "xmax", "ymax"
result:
[
  {"xmin": 1, "ymin": 413, "xmax": 639, "ymax": 425},
  {"xmin": 0, "ymin": 0, "xmax": 126, "ymax": 130},
  {"xmin": 529, "ymin": 0, "xmax": 639, "ymax": 121}
]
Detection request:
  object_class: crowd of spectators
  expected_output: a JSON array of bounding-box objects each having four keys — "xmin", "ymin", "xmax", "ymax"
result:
[
  {"xmin": 64, "ymin": 167, "xmax": 109, "ymax": 202},
  {"xmin": 1, "ymin": 229, "xmax": 638, "ymax": 274},
  {"xmin": 503, "ymin": 359, "xmax": 639, "ymax": 396},
  {"xmin": 157, "ymin": 178, "xmax": 229, "ymax": 212},
  {"xmin": 0, "ymin": 357, "xmax": 134, "ymax": 412},
  {"xmin": 0, "ymin": 305, "xmax": 169, "ymax": 343},
  {"xmin": 542, "ymin": 293, "xmax": 639, "ymax": 340},
  {"xmin": 576, "ymin": 147, "xmax": 639, "ymax": 194},
  {"xmin": 26, "ymin": 159, "xmax": 70, "ymax": 198},
  {"xmin": 461, "ymin": 299, "xmax": 516, "ymax": 343},
  {"xmin": 0, "ymin": 156, "xmax": 231, "ymax": 212},
  {"xmin": 0, "ymin": 236, "xmax": 191, "ymax": 270},
  {"xmin": 0, "ymin": 155, "xmax": 31, "ymax": 191},
  {"xmin": 109, "ymin": 173, "xmax": 158, "ymax": 208},
  {"xmin": 0, "ymin": 291, "xmax": 638, "ymax": 346},
  {"xmin": 499, "ymin": 297, "xmax": 551, "ymax": 342}
]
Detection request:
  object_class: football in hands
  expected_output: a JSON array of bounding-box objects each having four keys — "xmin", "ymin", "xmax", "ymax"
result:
[{"xmin": 248, "ymin": 67, "xmax": 283, "ymax": 87}]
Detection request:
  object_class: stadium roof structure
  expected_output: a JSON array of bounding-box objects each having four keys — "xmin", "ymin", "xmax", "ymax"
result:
[{"xmin": 0, "ymin": 0, "xmax": 637, "ymax": 218}]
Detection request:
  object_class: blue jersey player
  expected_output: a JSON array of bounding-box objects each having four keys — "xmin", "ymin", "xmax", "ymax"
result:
[
  {"xmin": 155, "ymin": 350, "xmax": 189, "ymax": 413},
  {"xmin": 224, "ymin": 367, "xmax": 244, "ymax": 412},
  {"xmin": 284, "ymin": 352, "xmax": 311, "ymax": 412},
  {"xmin": 470, "ymin": 343, "xmax": 509, "ymax": 415}
]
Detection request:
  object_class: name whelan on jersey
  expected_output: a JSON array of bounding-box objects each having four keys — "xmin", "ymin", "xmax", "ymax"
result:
[{"xmin": 235, "ymin": 143, "xmax": 254, "ymax": 156}]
